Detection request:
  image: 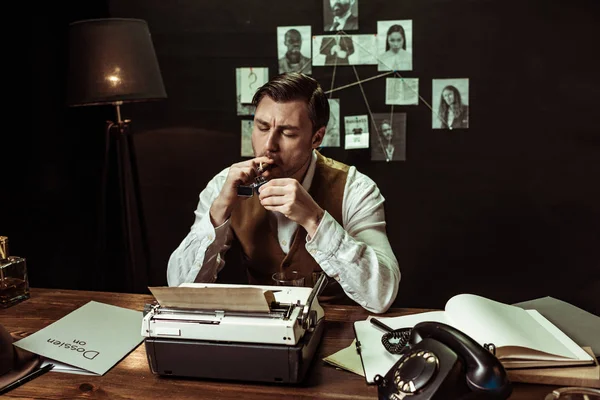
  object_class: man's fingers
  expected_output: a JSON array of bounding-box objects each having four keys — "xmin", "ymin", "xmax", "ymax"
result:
[
  {"xmin": 263, "ymin": 178, "xmax": 295, "ymax": 186},
  {"xmin": 231, "ymin": 165, "xmax": 257, "ymax": 185},
  {"xmin": 260, "ymin": 196, "xmax": 286, "ymax": 207},
  {"xmin": 258, "ymin": 186, "xmax": 287, "ymax": 200},
  {"xmin": 258, "ymin": 186, "xmax": 288, "ymax": 201}
]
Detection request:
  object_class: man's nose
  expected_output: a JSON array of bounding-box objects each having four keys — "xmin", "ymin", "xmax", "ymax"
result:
[{"xmin": 265, "ymin": 130, "xmax": 279, "ymax": 151}]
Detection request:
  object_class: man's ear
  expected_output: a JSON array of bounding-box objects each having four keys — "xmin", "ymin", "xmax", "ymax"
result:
[{"xmin": 311, "ymin": 127, "xmax": 326, "ymax": 149}]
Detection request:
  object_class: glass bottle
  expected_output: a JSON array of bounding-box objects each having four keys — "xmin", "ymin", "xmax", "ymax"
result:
[{"xmin": 0, "ymin": 236, "xmax": 30, "ymax": 308}]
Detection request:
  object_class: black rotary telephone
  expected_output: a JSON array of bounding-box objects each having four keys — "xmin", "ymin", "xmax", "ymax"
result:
[{"xmin": 374, "ymin": 322, "xmax": 512, "ymax": 400}]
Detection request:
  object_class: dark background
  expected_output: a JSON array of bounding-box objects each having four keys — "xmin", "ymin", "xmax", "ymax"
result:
[{"xmin": 14, "ymin": 0, "xmax": 599, "ymax": 314}]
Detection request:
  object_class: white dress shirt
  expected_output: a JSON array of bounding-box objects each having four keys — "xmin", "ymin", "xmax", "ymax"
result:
[{"xmin": 167, "ymin": 151, "xmax": 401, "ymax": 313}]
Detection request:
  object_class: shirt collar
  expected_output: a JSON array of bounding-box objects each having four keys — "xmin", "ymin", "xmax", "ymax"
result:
[
  {"xmin": 300, "ymin": 150, "xmax": 318, "ymax": 192},
  {"xmin": 333, "ymin": 10, "xmax": 352, "ymax": 28}
]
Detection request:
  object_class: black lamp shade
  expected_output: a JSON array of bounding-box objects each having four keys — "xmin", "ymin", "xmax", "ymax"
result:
[{"xmin": 67, "ymin": 18, "xmax": 167, "ymax": 106}]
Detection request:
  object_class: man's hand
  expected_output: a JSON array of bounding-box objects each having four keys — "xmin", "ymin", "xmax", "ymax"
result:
[
  {"xmin": 210, "ymin": 156, "xmax": 274, "ymax": 226},
  {"xmin": 258, "ymin": 178, "xmax": 324, "ymax": 238},
  {"xmin": 331, "ymin": 44, "xmax": 341, "ymax": 55}
]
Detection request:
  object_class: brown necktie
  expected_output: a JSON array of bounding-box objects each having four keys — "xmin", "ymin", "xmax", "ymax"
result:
[{"xmin": 331, "ymin": 21, "xmax": 340, "ymax": 31}]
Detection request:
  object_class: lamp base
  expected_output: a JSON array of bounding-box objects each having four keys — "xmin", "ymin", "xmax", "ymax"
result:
[{"xmin": 96, "ymin": 118, "xmax": 150, "ymax": 294}]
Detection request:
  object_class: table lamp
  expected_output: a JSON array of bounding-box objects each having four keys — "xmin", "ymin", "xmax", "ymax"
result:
[{"xmin": 66, "ymin": 18, "xmax": 167, "ymax": 293}]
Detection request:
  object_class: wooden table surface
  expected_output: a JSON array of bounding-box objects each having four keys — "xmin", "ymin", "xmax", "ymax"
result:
[{"xmin": 0, "ymin": 288, "xmax": 559, "ymax": 399}]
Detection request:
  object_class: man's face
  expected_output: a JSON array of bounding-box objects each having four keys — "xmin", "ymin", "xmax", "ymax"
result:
[
  {"xmin": 381, "ymin": 123, "xmax": 393, "ymax": 140},
  {"xmin": 284, "ymin": 32, "xmax": 303, "ymax": 63},
  {"xmin": 442, "ymin": 89, "xmax": 455, "ymax": 105},
  {"xmin": 329, "ymin": 0, "xmax": 352, "ymax": 17},
  {"xmin": 252, "ymin": 97, "xmax": 321, "ymax": 181}
]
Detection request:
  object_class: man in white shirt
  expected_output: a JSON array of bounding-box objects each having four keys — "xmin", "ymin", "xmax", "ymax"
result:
[
  {"xmin": 167, "ymin": 72, "xmax": 400, "ymax": 313},
  {"xmin": 324, "ymin": 0, "xmax": 359, "ymax": 31}
]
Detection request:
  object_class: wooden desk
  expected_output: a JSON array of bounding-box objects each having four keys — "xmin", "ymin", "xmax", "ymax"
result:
[{"xmin": 1, "ymin": 288, "xmax": 559, "ymax": 399}]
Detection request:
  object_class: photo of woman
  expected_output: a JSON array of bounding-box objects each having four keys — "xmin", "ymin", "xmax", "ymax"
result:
[
  {"xmin": 432, "ymin": 79, "xmax": 470, "ymax": 129},
  {"xmin": 377, "ymin": 20, "xmax": 413, "ymax": 71}
]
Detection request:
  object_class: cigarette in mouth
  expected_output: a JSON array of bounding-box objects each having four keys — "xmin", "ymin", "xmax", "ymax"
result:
[{"xmin": 258, "ymin": 162, "xmax": 270, "ymax": 173}]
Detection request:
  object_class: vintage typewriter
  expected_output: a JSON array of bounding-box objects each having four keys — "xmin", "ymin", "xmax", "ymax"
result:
[{"xmin": 142, "ymin": 274, "xmax": 327, "ymax": 384}]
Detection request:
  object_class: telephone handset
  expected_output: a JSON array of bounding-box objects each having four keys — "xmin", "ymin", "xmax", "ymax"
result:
[{"xmin": 374, "ymin": 321, "xmax": 512, "ymax": 400}]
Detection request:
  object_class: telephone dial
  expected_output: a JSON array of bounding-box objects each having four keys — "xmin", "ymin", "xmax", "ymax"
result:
[{"xmin": 374, "ymin": 322, "xmax": 512, "ymax": 400}]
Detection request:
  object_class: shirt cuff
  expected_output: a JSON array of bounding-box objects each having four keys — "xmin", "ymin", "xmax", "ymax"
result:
[
  {"xmin": 188, "ymin": 215, "xmax": 231, "ymax": 261},
  {"xmin": 305, "ymin": 211, "xmax": 343, "ymax": 262}
]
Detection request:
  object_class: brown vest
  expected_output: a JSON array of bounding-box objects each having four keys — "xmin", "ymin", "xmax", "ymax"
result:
[{"xmin": 230, "ymin": 151, "xmax": 350, "ymax": 302}]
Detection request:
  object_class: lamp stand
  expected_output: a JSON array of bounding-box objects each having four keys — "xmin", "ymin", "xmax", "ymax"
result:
[{"xmin": 97, "ymin": 101, "xmax": 150, "ymax": 293}]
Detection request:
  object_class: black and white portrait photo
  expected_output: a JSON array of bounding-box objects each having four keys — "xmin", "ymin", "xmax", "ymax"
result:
[
  {"xmin": 277, "ymin": 26, "xmax": 312, "ymax": 75},
  {"xmin": 432, "ymin": 78, "xmax": 469, "ymax": 129},
  {"xmin": 323, "ymin": 0, "xmax": 359, "ymax": 32},
  {"xmin": 377, "ymin": 20, "xmax": 413, "ymax": 71},
  {"xmin": 313, "ymin": 35, "xmax": 354, "ymax": 66},
  {"xmin": 370, "ymin": 113, "xmax": 406, "ymax": 161},
  {"xmin": 312, "ymin": 35, "xmax": 376, "ymax": 66}
]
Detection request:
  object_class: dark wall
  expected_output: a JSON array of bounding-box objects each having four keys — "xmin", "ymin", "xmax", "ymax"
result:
[
  {"xmin": 17, "ymin": 0, "xmax": 600, "ymax": 314},
  {"xmin": 16, "ymin": 4, "xmax": 109, "ymax": 292}
]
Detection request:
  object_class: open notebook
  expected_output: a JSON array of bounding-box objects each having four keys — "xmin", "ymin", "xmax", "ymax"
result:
[{"xmin": 353, "ymin": 294, "xmax": 595, "ymax": 384}]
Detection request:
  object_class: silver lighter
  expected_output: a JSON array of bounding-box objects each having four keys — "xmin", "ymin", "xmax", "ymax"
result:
[{"xmin": 237, "ymin": 163, "xmax": 270, "ymax": 197}]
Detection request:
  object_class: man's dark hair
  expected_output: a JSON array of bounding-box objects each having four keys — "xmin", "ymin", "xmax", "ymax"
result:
[{"xmin": 252, "ymin": 72, "xmax": 330, "ymax": 133}]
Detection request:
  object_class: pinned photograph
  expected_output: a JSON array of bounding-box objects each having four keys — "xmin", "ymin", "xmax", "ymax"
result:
[
  {"xmin": 241, "ymin": 120, "xmax": 254, "ymax": 157},
  {"xmin": 314, "ymin": 35, "xmax": 354, "ymax": 66},
  {"xmin": 322, "ymin": 98, "xmax": 340, "ymax": 147},
  {"xmin": 377, "ymin": 20, "xmax": 413, "ymax": 71},
  {"xmin": 370, "ymin": 113, "xmax": 406, "ymax": 161},
  {"xmin": 344, "ymin": 115, "xmax": 369, "ymax": 149},
  {"xmin": 277, "ymin": 26, "xmax": 312, "ymax": 74},
  {"xmin": 235, "ymin": 69, "xmax": 256, "ymax": 116},
  {"xmin": 432, "ymin": 78, "xmax": 469, "ymax": 129},
  {"xmin": 323, "ymin": 0, "xmax": 359, "ymax": 32},
  {"xmin": 386, "ymin": 78, "xmax": 419, "ymax": 105},
  {"xmin": 238, "ymin": 67, "xmax": 269, "ymax": 104},
  {"xmin": 312, "ymin": 35, "xmax": 376, "ymax": 66}
]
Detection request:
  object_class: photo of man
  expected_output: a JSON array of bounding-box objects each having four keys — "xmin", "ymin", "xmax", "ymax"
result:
[
  {"xmin": 370, "ymin": 113, "xmax": 406, "ymax": 161},
  {"xmin": 312, "ymin": 34, "xmax": 375, "ymax": 66},
  {"xmin": 277, "ymin": 26, "xmax": 312, "ymax": 75},
  {"xmin": 323, "ymin": 0, "xmax": 359, "ymax": 32},
  {"xmin": 316, "ymin": 35, "xmax": 354, "ymax": 66}
]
